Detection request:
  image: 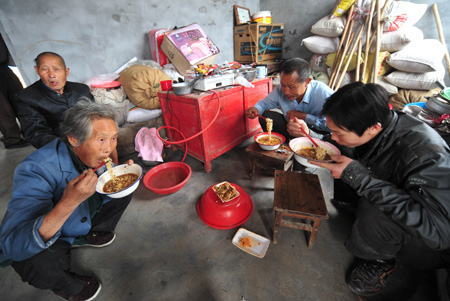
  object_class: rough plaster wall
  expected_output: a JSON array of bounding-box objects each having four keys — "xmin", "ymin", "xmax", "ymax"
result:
[
  {"xmin": 261, "ymin": 0, "xmax": 450, "ymax": 84},
  {"xmin": 0, "ymin": 0, "xmax": 260, "ymax": 85}
]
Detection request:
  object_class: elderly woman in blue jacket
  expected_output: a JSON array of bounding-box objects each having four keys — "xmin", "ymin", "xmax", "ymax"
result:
[{"xmin": 0, "ymin": 100, "xmax": 134, "ymax": 301}]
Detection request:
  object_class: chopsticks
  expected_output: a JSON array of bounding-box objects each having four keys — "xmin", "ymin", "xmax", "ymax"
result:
[
  {"xmin": 258, "ymin": 115, "xmax": 267, "ymax": 120},
  {"xmin": 81, "ymin": 161, "xmax": 106, "ymax": 179},
  {"xmin": 300, "ymin": 127, "xmax": 320, "ymax": 148}
]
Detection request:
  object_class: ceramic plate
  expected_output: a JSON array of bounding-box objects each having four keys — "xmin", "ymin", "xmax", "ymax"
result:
[{"xmin": 232, "ymin": 228, "xmax": 270, "ymax": 258}]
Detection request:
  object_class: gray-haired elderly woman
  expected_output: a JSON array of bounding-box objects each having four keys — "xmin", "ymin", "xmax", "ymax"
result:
[{"xmin": 0, "ymin": 100, "xmax": 134, "ymax": 300}]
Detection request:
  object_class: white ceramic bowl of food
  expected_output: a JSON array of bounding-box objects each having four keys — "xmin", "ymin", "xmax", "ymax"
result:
[
  {"xmin": 289, "ymin": 137, "xmax": 341, "ymax": 169},
  {"xmin": 254, "ymin": 132, "xmax": 285, "ymax": 150},
  {"xmin": 96, "ymin": 163, "xmax": 143, "ymax": 198}
]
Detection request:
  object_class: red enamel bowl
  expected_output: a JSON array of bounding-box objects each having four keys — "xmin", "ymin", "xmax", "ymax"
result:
[{"xmin": 197, "ymin": 183, "xmax": 253, "ymax": 230}]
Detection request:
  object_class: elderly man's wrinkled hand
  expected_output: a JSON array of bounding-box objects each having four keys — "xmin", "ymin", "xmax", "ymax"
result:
[
  {"xmin": 309, "ymin": 155, "xmax": 353, "ymax": 179},
  {"xmin": 287, "ymin": 117, "xmax": 309, "ymax": 138},
  {"xmin": 245, "ymin": 107, "xmax": 259, "ymax": 119}
]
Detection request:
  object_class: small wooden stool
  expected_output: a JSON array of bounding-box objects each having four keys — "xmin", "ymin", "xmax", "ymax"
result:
[
  {"xmin": 273, "ymin": 170, "xmax": 328, "ymax": 249},
  {"xmin": 246, "ymin": 142, "xmax": 294, "ymax": 179}
]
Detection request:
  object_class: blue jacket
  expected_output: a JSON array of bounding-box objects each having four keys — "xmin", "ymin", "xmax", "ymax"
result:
[
  {"xmin": 0, "ymin": 139, "xmax": 111, "ymax": 264},
  {"xmin": 254, "ymin": 80, "xmax": 334, "ymax": 132}
]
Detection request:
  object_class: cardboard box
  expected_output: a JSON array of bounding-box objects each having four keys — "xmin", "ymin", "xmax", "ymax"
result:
[
  {"xmin": 234, "ymin": 23, "xmax": 284, "ymax": 63},
  {"xmin": 161, "ymin": 23, "xmax": 220, "ymax": 76}
]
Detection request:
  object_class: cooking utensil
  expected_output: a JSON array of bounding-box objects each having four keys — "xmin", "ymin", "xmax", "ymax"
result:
[
  {"xmin": 300, "ymin": 127, "xmax": 320, "ymax": 148},
  {"xmin": 172, "ymin": 74, "xmax": 202, "ymax": 96}
]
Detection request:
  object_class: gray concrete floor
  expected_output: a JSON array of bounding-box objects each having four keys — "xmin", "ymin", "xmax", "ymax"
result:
[{"xmin": 0, "ymin": 138, "xmax": 439, "ymax": 300}]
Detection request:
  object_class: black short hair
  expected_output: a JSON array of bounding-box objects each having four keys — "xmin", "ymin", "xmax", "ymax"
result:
[
  {"xmin": 279, "ymin": 58, "xmax": 311, "ymax": 82},
  {"xmin": 34, "ymin": 52, "xmax": 66, "ymax": 69},
  {"xmin": 321, "ymin": 82, "xmax": 391, "ymax": 136}
]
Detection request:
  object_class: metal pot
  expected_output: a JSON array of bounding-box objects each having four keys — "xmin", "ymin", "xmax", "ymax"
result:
[{"xmin": 172, "ymin": 75, "xmax": 202, "ymax": 96}]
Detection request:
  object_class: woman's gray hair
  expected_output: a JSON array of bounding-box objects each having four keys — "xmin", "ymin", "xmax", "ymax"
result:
[
  {"xmin": 280, "ymin": 58, "xmax": 311, "ymax": 82},
  {"xmin": 60, "ymin": 99, "xmax": 117, "ymax": 146}
]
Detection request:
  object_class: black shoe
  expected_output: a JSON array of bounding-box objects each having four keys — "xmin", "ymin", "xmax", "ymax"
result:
[
  {"xmin": 331, "ymin": 198, "xmax": 357, "ymax": 217},
  {"xmin": 72, "ymin": 231, "xmax": 116, "ymax": 248},
  {"xmin": 4, "ymin": 139, "xmax": 30, "ymax": 149},
  {"xmin": 52, "ymin": 276, "xmax": 101, "ymax": 301},
  {"xmin": 347, "ymin": 258, "xmax": 397, "ymax": 296}
]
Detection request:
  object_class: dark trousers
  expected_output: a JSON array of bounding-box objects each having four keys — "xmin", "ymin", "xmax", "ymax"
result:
[
  {"xmin": 335, "ymin": 179, "xmax": 447, "ymax": 268},
  {"xmin": 11, "ymin": 194, "xmax": 132, "ymax": 295},
  {"xmin": 0, "ymin": 65, "xmax": 23, "ymax": 146}
]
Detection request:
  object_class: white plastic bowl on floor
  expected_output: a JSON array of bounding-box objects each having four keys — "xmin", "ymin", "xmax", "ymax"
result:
[
  {"xmin": 96, "ymin": 163, "xmax": 143, "ymax": 198},
  {"xmin": 289, "ymin": 137, "xmax": 340, "ymax": 169}
]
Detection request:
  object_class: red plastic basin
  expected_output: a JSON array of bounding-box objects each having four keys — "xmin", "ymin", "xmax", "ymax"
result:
[{"xmin": 143, "ymin": 162, "xmax": 191, "ymax": 195}]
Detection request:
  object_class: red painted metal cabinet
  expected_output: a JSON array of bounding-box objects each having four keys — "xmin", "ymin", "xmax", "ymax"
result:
[{"xmin": 158, "ymin": 78, "xmax": 272, "ymax": 172}]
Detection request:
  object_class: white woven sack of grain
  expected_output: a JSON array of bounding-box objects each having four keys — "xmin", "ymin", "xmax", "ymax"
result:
[
  {"xmin": 387, "ymin": 39, "xmax": 445, "ymax": 73},
  {"xmin": 302, "ymin": 36, "xmax": 340, "ymax": 54},
  {"xmin": 311, "ymin": 14, "xmax": 346, "ymax": 38}
]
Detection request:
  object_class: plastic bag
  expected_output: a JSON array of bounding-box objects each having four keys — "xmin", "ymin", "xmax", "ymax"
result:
[
  {"xmin": 85, "ymin": 73, "xmax": 119, "ymax": 88},
  {"xmin": 234, "ymin": 76, "xmax": 254, "ymax": 88},
  {"xmin": 331, "ymin": 0, "xmax": 357, "ymax": 18}
]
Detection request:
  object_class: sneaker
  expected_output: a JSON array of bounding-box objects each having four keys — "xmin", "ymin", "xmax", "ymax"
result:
[
  {"xmin": 330, "ymin": 199, "xmax": 357, "ymax": 217},
  {"xmin": 72, "ymin": 231, "xmax": 116, "ymax": 248},
  {"xmin": 52, "ymin": 276, "xmax": 101, "ymax": 301},
  {"xmin": 347, "ymin": 258, "xmax": 397, "ymax": 296}
]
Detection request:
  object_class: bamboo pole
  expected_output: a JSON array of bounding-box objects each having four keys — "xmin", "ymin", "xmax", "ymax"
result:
[
  {"xmin": 329, "ymin": 4, "xmax": 355, "ymax": 86},
  {"xmin": 335, "ymin": 17, "xmax": 368, "ymax": 89},
  {"xmin": 355, "ymin": 39, "xmax": 362, "ymax": 81},
  {"xmin": 361, "ymin": 0, "xmax": 376, "ymax": 83},
  {"xmin": 369, "ymin": 0, "xmax": 391, "ymax": 83},
  {"xmin": 331, "ymin": 30, "xmax": 355, "ymax": 90},
  {"xmin": 432, "ymin": 3, "xmax": 450, "ymax": 77},
  {"xmin": 329, "ymin": 5, "xmax": 355, "ymax": 88},
  {"xmin": 371, "ymin": 0, "xmax": 381, "ymax": 83}
]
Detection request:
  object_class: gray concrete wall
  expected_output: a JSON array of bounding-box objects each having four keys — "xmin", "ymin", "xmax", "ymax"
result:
[
  {"xmin": 1, "ymin": 0, "xmax": 450, "ymax": 85},
  {"xmin": 261, "ymin": 0, "xmax": 450, "ymax": 84},
  {"xmin": 0, "ymin": 0, "xmax": 260, "ymax": 85}
]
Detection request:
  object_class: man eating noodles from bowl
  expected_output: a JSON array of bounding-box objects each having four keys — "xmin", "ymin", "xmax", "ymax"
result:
[
  {"xmin": 287, "ymin": 82, "xmax": 450, "ymax": 298},
  {"xmin": 0, "ymin": 100, "xmax": 134, "ymax": 301},
  {"xmin": 245, "ymin": 58, "xmax": 334, "ymax": 139}
]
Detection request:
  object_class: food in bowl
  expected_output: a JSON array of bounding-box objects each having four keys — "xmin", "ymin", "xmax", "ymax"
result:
[
  {"xmin": 257, "ymin": 136, "xmax": 282, "ymax": 145},
  {"xmin": 103, "ymin": 173, "xmax": 139, "ymax": 193},
  {"xmin": 212, "ymin": 181, "xmax": 240, "ymax": 203},
  {"xmin": 289, "ymin": 137, "xmax": 341, "ymax": 169},
  {"xmin": 96, "ymin": 164, "xmax": 143, "ymax": 198},
  {"xmin": 296, "ymin": 147, "xmax": 331, "ymax": 161},
  {"xmin": 254, "ymin": 132, "xmax": 285, "ymax": 151}
]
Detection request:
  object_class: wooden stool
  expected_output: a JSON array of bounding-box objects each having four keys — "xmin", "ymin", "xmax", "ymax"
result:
[
  {"xmin": 246, "ymin": 142, "xmax": 294, "ymax": 179},
  {"xmin": 273, "ymin": 170, "xmax": 328, "ymax": 249}
]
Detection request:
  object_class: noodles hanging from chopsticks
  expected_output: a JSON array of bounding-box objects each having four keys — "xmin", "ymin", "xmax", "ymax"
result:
[{"xmin": 266, "ymin": 118, "xmax": 273, "ymax": 142}]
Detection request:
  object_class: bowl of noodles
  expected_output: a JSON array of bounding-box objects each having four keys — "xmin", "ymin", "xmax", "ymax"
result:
[
  {"xmin": 289, "ymin": 137, "xmax": 341, "ymax": 169},
  {"xmin": 96, "ymin": 163, "xmax": 143, "ymax": 198},
  {"xmin": 254, "ymin": 132, "xmax": 285, "ymax": 150}
]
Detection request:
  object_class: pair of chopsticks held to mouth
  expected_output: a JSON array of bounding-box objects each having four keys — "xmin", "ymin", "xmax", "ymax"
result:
[{"xmin": 81, "ymin": 161, "xmax": 107, "ymax": 179}]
